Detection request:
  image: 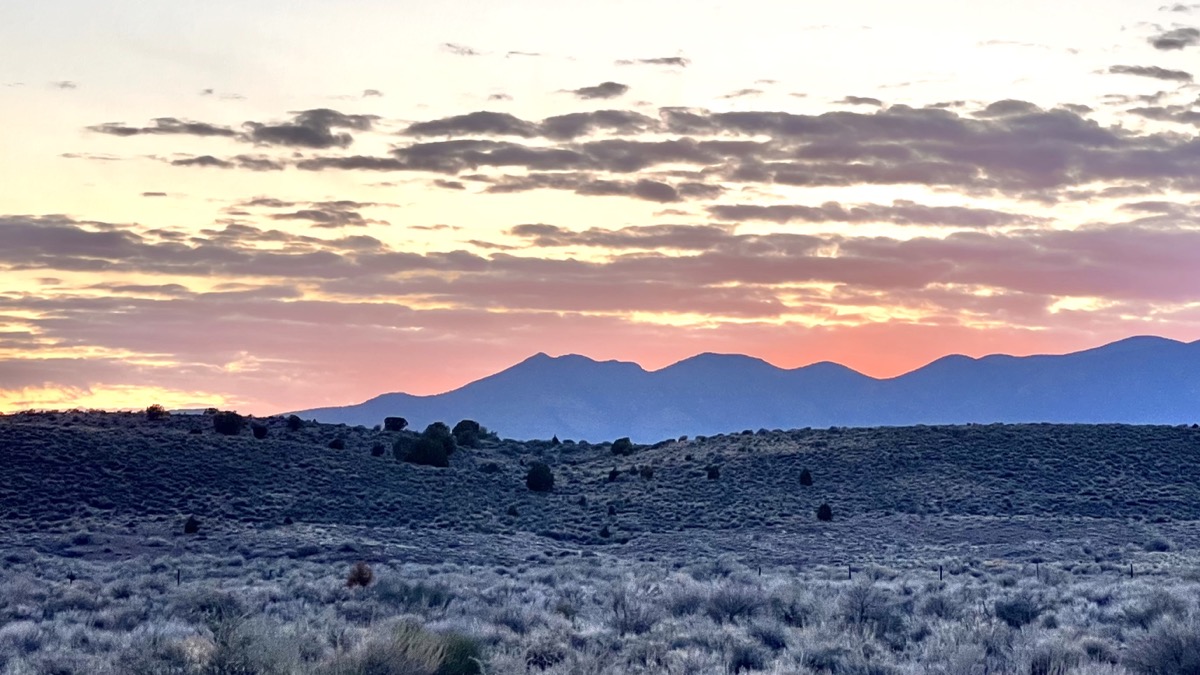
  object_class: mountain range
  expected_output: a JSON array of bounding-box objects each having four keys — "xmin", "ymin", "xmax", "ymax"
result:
[{"xmin": 290, "ymin": 336, "xmax": 1200, "ymax": 442}]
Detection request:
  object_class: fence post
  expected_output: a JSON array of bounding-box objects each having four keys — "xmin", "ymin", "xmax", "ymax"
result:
[
  {"xmin": 1130, "ymin": 563, "xmax": 1134, "ymax": 579},
  {"xmin": 848, "ymin": 564, "xmax": 852, "ymax": 580},
  {"xmin": 939, "ymin": 565, "xmax": 943, "ymax": 581}
]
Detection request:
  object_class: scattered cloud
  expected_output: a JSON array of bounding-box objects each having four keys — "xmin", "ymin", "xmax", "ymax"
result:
[
  {"xmin": 569, "ymin": 81, "xmax": 630, "ymax": 100},
  {"xmin": 708, "ymin": 201, "xmax": 1047, "ymax": 228},
  {"xmin": 1149, "ymin": 26, "xmax": 1200, "ymax": 49},
  {"xmin": 442, "ymin": 42, "xmax": 479, "ymax": 56},
  {"xmin": 89, "ymin": 117, "xmax": 238, "ymax": 138},
  {"xmin": 615, "ymin": 56, "xmax": 690, "ymax": 67},
  {"xmin": 721, "ymin": 88, "xmax": 764, "ymax": 99},
  {"xmin": 50, "ymin": 81, "xmax": 77, "ymax": 89},
  {"xmin": 1108, "ymin": 64, "xmax": 1194, "ymax": 81},
  {"xmin": 838, "ymin": 96, "xmax": 884, "ymax": 106},
  {"xmin": 141, "ymin": 192, "xmax": 168, "ymax": 198},
  {"xmin": 404, "ymin": 111, "xmax": 540, "ymax": 138},
  {"xmin": 363, "ymin": 89, "xmax": 383, "ymax": 97},
  {"xmin": 244, "ymin": 108, "xmax": 378, "ymax": 149}
]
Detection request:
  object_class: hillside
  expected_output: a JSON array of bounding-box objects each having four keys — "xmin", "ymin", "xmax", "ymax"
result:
[
  {"xmin": 290, "ymin": 336, "xmax": 1200, "ymax": 442},
  {"xmin": 4, "ymin": 410, "xmax": 1200, "ymax": 566}
]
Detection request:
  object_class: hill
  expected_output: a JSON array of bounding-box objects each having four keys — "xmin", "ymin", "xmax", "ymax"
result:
[{"xmin": 290, "ymin": 336, "xmax": 1200, "ymax": 441}]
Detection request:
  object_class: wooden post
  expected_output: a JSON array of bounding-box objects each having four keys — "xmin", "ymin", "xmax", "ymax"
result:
[
  {"xmin": 176, "ymin": 568, "xmax": 181, "ymax": 586},
  {"xmin": 1035, "ymin": 562, "xmax": 1040, "ymax": 581},
  {"xmin": 939, "ymin": 565, "xmax": 943, "ymax": 581},
  {"xmin": 1130, "ymin": 563, "xmax": 1134, "ymax": 579},
  {"xmin": 848, "ymin": 564, "xmax": 852, "ymax": 580}
]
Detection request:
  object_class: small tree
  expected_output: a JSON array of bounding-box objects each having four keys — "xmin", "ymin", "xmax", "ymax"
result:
[
  {"xmin": 707, "ymin": 465, "xmax": 721, "ymax": 480},
  {"xmin": 612, "ymin": 437, "xmax": 634, "ymax": 456},
  {"xmin": 452, "ymin": 419, "xmax": 483, "ymax": 448},
  {"xmin": 328, "ymin": 438, "xmax": 346, "ymax": 450},
  {"xmin": 183, "ymin": 515, "xmax": 200, "ymax": 534},
  {"xmin": 383, "ymin": 416, "xmax": 408, "ymax": 432},
  {"xmin": 251, "ymin": 423, "xmax": 268, "ymax": 439},
  {"xmin": 526, "ymin": 462, "xmax": 554, "ymax": 492},
  {"xmin": 145, "ymin": 404, "xmax": 168, "ymax": 421},
  {"xmin": 285, "ymin": 414, "xmax": 303, "ymax": 431},
  {"xmin": 817, "ymin": 503, "xmax": 833, "ymax": 522},
  {"xmin": 212, "ymin": 411, "xmax": 244, "ymax": 436},
  {"xmin": 397, "ymin": 423, "xmax": 457, "ymax": 468},
  {"xmin": 370, "ymin": 442, "xmax": 386, "ymax": 457},
  {"xmin": 800, "ymin": 469, "xmax": 813, "ymax": 486},
  {"xmin": 346, "ymin": 561, "xmax": 373, "ymax": 588}
]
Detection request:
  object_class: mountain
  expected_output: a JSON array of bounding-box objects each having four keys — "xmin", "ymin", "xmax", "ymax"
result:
[{"xmin": 289, "ymin": 336, "xmax": 1200, "ymax": 442}]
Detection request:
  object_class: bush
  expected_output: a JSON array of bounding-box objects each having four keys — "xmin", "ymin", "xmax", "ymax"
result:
[
  {"xmin": 347, "ymin": 561, "xmax": 374, "ymax": 588},
  {"xmin": 995, "ymin": 594, "xmax": 1042, "ymax": 628},
  {"xmin": 526, "ymin": 462, "xmax": 554, "ymax": 492},
  {"xmin": 251, "ymin": 423, "xmax": 268, "ymax": 439},
  {"xmin": 1125, "ymin": 619, "xmax": 1200, "ymax": 674},
  {"xmin": 212, "ymin": 411, "xmax": 244, "ymax": 435},
  {"xmin": 706, "ymin": 583, "xmax": 765, "ymax": 624},
  {"xmin": 399, "ymin": 425, "xmax": 458, "ymax": 467},
  {"xmin": 285, "ymin": 414, "xmax": 303, "ymax": 431},
  {"xmin": 145, "ymin": 404, "xmax": 168, "ymax": 421},
  {"xmin": 183, "ymin": 515, "xmax": 200, "ymax": 535},
  {"xmin": 384, "ymin": 416, "xmax": 408, "ymax": 432},
  {"xmin": 800, "ymin": 468, "xmax": 813, "ymax": 486},
  {"xmin": 371, "ymin": 442, "xmax": 386, "ymax": 457},
  {"xmin": 328, "ymin": 438, "xmax": 346, "ymax": 450},
  {"xmin": 437, "ymin": 633, "xmax": 483, "ymax": 675},
  {"xmin": 612, "ymin": 437, "xmax": 634, "ymax": 456},
  {"xmin": 707, "ymin": 465, "xmax": 720, "ymax": 480},
  {"xmin": 817, "ymin": 503, "xmax": 833, "ymax": 521},
  {"xmin": 452, "ymin": 419, "xmax": 483, "ymax": 448}
]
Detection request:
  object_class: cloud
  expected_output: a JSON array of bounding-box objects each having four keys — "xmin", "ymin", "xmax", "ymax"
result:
[
  {"xmin": 442, "ymin": 42, "xmax": 479, "ymax": 56},
  {"xmin": 569, "ymin": 81, "xmax": 630, "ymax": 100},
  {"xmin": 50, "ymin": 81, "xmax": 77, "ymax": 89},
  {"xmin": 270, "ymin": 204, "xmax": 386, "ymax": 229},
  {"xmin": 169, "ymin": 155, "xmax": 285, "ymax": 171},
  {"xmin": 539, "ymin": 110, "xmax": 662, "ymax": 139},
  {"xmin": 721, "ymin": 88, "xmax": 764, "ymax": 99},
  {"xmin": 171, "ymin": 155, "xmax": 233, "ymax": 169},
  {"xmin": 487, "ymin": 93, "xmax": 512, "ymax": 101},
  {"xmin": 244, "ymin": 108, "xmax": 378, "ymax": 148},
  {"xmin": 707, "ymin": 201, "xmax": 1046, "ymax": 228},
  {"xmin": 1108, "ymin": 64, "xmax": 1194, "ymax": 81},
  {"xmin": 838, "ymin": 96, "xmax": 883, "ymax": 106},
  {"xmin": 141, "ymin": 192, "xmax": 168, "ymax": 198},
  {"xmin": 404, "ymin": 111, "xmax": 540, "ymax": 137},
  {"xmin": 1150, "ymin": 26, "xmax": 1200, "ymax": 49},
  {"xmin": 363, "ymin": 89, "xmax": 383, "ymax": 97},
  {"xmin": 973, "ymin": 100, "xmax": 1042, "ymax": 118},
  {"xmin": 89, "ymin": 117, "xmax": 239, "ymax": 138},
  {"xmin": 615, "ymin": 56, "xmax": 690, "ymax": 67}
]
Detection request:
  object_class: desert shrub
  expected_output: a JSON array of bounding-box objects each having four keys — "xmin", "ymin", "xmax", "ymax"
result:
[
  {"xmin": 1123, "ymin": 589, "xmax": 1188, "ymax": 629},
  {"xmin": 608, "ymin": 468, "xmax": 621, "ymax": 482},
  {"xmin": 1026, "ymin": 641, "xmax": 1082, "ymax": 675},
  {"xmin": 707, "ymin": 465, "xmax": 721, "ymax": 479},
  {"xmin": 145, "ymin": 404, "xmax": 168, "ymax": 421},
  {"xmin": 183, "ymin": 515, "xmax": 200, "ymax": 534},
  {"xmin": 373, "ymin": 579, "xmax": 454, "ymax": 611},
  {"xmin": 322, "ymin": 620, "xmax": 445, "ymax": 675},
  {"xmin": 384, "ymin": 416, "xmax": 409, "ymax": 431},
  {"xmin": 612, "ymin": 437, "xmax": 634, "ymax": 456},
  {"xmin": 452, "ymin": 419, "xmax": 483, "ymax": 448},
  {"xmin": 436, "ymin": 633, "xmax": 483, "ymax": 675},
  {"xmin": 285, "ymin": 414, "xmax": 303, "ymax": 431},
  {"xmin": 347, "ymin": 561, "xmax": 374, "ymax": 588},
  {"xmin": 995, "ymin": 594, "xmax": 1042, "ymax": 628},
  {"xmin": 817, "ymin": 503, "xmax": 833, "ymax": 521},
  {"xmin": 706, "ymin": 583, "xmax": 765, "ymax": 624},
  {"xmin": 1145, "ymin": 536, "xmax": 1173, "ymax": 552},
  {"xmin": 919, "ymin": 592, "xmax": 962, "ymax": 620},
  {"xmin": 1125, "ymin": 619, "xmax": 1200, "ymax": 674},
  {"xmin": 639, "ymin": 465, "xmax": 654, "ymax": 480},
  {"xmin": 524, "ymin": 642, "xmax": 565, "ymax": 671},
  {"xmin": 611, "ymin": 585, "xmax": 662, "ymax": 635},
  {"xmin": 800, "ymin": 468, "xmax": 813, "ymax": 486},
  {"xmin": 213, "ymin": 410, "xmax": 244, "ymax": 435},
  {"xmin": 729, "ymin": 642, "xmax": 768, "ymax": 673},
  {"xmin": 328, "ymin": 438, "xmax": 346, "ymax": 450},
  {"xmin": 251, "ymin": 423, "xmax": 268, "ymax": 439},
  {"xmin": 750, "ymin": 623, "xmax": 789, "ymax": 651},
  {"xmin": 526, "ymin": 462, "xmax": 554, "ymax": 492}
]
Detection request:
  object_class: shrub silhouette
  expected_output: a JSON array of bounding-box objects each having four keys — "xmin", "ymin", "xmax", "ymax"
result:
[
  {"xmin": 212, "ymin": 411, "xmax": 244, "ymax": 436},
  {"xmin": 251, "ymin": 423, "xmax": 268, "ymax": 439},
  {"xmin": 452, "ymin": 419, "xmax": 483, "ymax": 448},
  {"xmin": 384, "ymin": 416, "xmax": 408, "ymax": 431},
  {"xmin": 285, "ymin": 414, "xmax": 303, "ymax": 431},
  {"xmin": 346, "ymin": 561, "xmax": 374, "ymax": 588},
  {"xmin": 800, "ymin": 468, "xmax": 813, "ymax": 486},
  {"xmin": 145, "ymin": 404, "xmax": 168, "ymax": 421},
  {"xmin": 639, "ymin": 465, "xmax": 654, "ymax": 480},
  {"xmin": 371, "ymin": 442, "xmax": 386, "ymax": 457},
  {"xmin": 526, "ymin": 462, "xmax": 554, "ymax": 492},
  {"xmin": 707, "ymin": 465, "xmax": 721, "ymax": 480},
  {"xmin": 184, "ymin": 515, "xmax": 200, "ymax": 534},
  {"xmin": 398, "ymin": 423, "xmax": 457, "ymax": 467},
  {"xmin": 328, "ymin": 438, "xmax": 346, "ymax": 450},
  {"xmin": 995, "ymin": 595, "xmax": 1042, "ymax": 628},
  {"xmin": 611, "ymin": 437, "xmax": 634, "ymax": 456},
  {"xmin": 817, "ymin": 503, "xmax": 833, "ymax": 521},
  {"xmin": 438, "ymin": 633, "xmax": 483, "ymax": 675}
]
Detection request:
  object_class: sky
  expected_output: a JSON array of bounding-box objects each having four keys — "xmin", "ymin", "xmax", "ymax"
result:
[{"xmin": 2, "ymin": 0, "xmax": 1200, "ymax": 414}]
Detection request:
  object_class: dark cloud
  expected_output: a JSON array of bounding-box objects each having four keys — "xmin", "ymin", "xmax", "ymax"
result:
[
  {"xmin": 168, "ymin": 155, "xmax": 285, "ymax": 171},
  {"xmin": 171, "ymin": 155, "xmax": 233, "ymax": 169},
  {"xmin": 442, "ymin": 43, "xmax": 479, "ymax": 56},
  {"xmin": 51, "ymin": 81, "xmax": 77, "ymax": 89},
  {"xmin": 244, "ymin": 109, "xmax": 378, "ymax": 148},
  {"xmin": 363, "ymin": 89, "xmax": 383, "ymax": 97},
  {"xmin": 838, "ymin": 96, "xmax": 883, "ymax": 106},
  {"xmin": 539, "ymin": 110, "xmax": 662, "ymax": 139},
  {"xmin": 1127, "ymin": 104, "xmax": 1200, "ymax": 125},
  {"xmin": 433, "ymin": 179, "xmax": 466, "ymax": 190},
  {"xmin": 404, "ymin": 111, "xmax": 540, "ymax": 138},
  {"xmin": 1150, "ymin": 26, "xmax": 1200, "ymax": 49},
  {"xmin": 707, "ymin": 201, "xmax": 1046, "ymax": 228},
  {"xmin": 1108, "ymin": 65, "xmax": 1193, "ymax": 81},
  {"xmin": 721, "ymin": 88, "xmax": 764, "ymax": 99},
  {"xmin": 569, "ymin": 81, "xmax": 630, "ymax": 100},
  {"xmin": 509, "ymin": 223, "xmax": 734, "ymax": 250},
  {"xmin": 973, "ymin": 100, "xmax": 1042, "ymax": 118},
  {"xmin": 506, "ymin": 51, "xmax": 541, "ymax": 58},
  {"xmin": 88, "ymin": 117, "xmax": 239, "ymax": 138},
  {"xmin": 487, "ymin": 93, "xmax": 513, "ymax": 101},
  {"xmin": 270, "ymin": 205, "xmax": 384, "ymax": 229},
  {"xmin": 141, "ymin": 192, "xmax": 168, "ymax": 198},
  {"xmin": 615, "ymin": 56, "xmax": 690, "ymax": 67}
]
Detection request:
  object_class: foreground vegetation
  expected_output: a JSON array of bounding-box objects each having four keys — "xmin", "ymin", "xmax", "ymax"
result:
[{"xmin": 4, "ymin": 410, "xmax": 1200, "ymax": 672}]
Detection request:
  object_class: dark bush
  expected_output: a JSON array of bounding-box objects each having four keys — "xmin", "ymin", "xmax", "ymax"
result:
[
  {"xmin": 285, "ymin": 414, "xmax": 303, "ymax": 431},
  {"xmin": 452, "ymin": 419, "xmax": 483, "ymax": 448},
  {"xmin": 611, "ymin": 437, "xmax": 634, "ymax": 456},
  {"xmin": 994, "ymin": 595, "xmax": 1042, "ymax": 628},
  {"xmin": 479, "ymin": 462, "xmax": 501, "ymax": 474},
  {"xmin": 729, "ymin": 643, "xmax": 768, "ymax": 674},
  {"xmin": 599, "ymin": 525, "xmax": 611, "ymax": 538},
  {"xmin": 707, "ymin": 465, "xmax": 720, "ymax": 480},
  {"xmin": 346, "ymin": 561, "xmax": 374, "ymax": 588},
  {"xmin": 639, "ymin": 465, "xmax": 654, "ymax": 480},
  {"xmin": 526, "ymin": 462, "xmax": 554, "ymax": 492},
  {"xmin": 212, "ymin": 411, "xmax": 244, "ymax": 436},
  {"xmin": 551, "ymin": 435, "xmax": 560, "ymax": 446},
  {"xmin": 328, "ymin": 438, "xmax": 346, "ymax": 450},
  {"xmin": 251, "ymin": 423, "xmax": 268, "ymax": 439},
  {"xmin": 437, "ymin": 633, "xmax": 483, "ymax": 675},
  {"xmin": 817, "ymin": 503, "xmax": 833, "ymax": 522},
  {"xmin": 800, "ymin": 468, "xmax": 813, "ymax": 486},
  {"xmin": 370, "ymin": 442, "xmax": 386, "ymax": 457},
  {"xmin": 608, "ymin": 468, "xmax": 621, "ymax": 482},
  {"xmin": 183, "ymin": 515, "xmax": 200, "ymax": 535},
  {"xmin": 1125, "ymin": 620, "xmax": 1200, "ymax": 674},
  {"xmin": 145, "ymin": 404, "xmax": 168, "ymax": 421},
  {"xmin": 424, "ymin": 422, "xmax": 458, "ymax": 455},
  {"xmin": 383, "ymin": 416, "xmax": 408, "ymax": 432},
  {"xmin": 399, "ymin": 424, "xmax": 457, "ymax": 467}
]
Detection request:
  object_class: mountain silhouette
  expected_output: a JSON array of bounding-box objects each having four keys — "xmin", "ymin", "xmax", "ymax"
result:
[{"xmin": 289, "ymin": 336, "xmax": 1200, "ymax": 442}]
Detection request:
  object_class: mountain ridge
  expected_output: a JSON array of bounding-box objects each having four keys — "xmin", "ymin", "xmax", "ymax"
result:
[{"xmin": 290, "ymin": 335, "xmax": 1200, "ymax": 441}]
